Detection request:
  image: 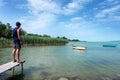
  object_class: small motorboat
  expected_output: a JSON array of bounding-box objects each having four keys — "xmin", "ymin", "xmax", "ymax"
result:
[
  {"xmin": 72, "ymin": 46, "xmax": 86, "ymax": 50},
  {"xmin": 103, "ymin": 45, "xmax": 117, "ymax": 47}
]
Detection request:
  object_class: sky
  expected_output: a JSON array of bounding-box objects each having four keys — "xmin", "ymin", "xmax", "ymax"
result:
[{"xmin": 0, "ymin": 0, "xmax": 120, "ymax": 41}]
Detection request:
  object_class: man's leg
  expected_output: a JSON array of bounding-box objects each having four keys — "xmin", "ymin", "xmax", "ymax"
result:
[
  {"xmin": 16, "ymin": 48, "xmax": 21, "ymax": 62},
  {"xmin": 15, "ymin": 41, "xmax": 21, "ymax": 63},
  {"xmin": 12, "ymin": 49, "xmax": 16, "ymax": 62}
]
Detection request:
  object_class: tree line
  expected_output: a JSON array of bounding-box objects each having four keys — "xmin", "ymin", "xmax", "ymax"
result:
[
  {"xmin": 0, "ymin": 21, "xmax": 26, "ymax": 39},
  {"xmin": 0, "ymin": 22, "xmax": 12, "ymax": 39},
  {"xmin": 0, "ymin": 21, "xmax": 68, "ymax": 47}
]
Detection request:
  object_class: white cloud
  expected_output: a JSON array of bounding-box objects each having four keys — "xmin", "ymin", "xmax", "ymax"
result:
[
  {"xmin": 107, "ymin": 0, "xmax": 120, "ymax": 5},
  {"xmin": 58, "ymin": 16, "xmax": 105, "ymax": 41},
  {"xmin": 95, "ymin": 5, "xmax": 120, "ymax": 18},
  {"xmin": 27, "ymin": 0, "xmax": 92, "ymax": 15},
  {"xmin": 98, "ymin": 0, "xmax": 120, "ymax": 10},
  {"xmin": 113, "ymin": 16, "xmax": 120, "ymax": 20},
  {"xmin": 24, "ymin": 0, "xmax": 93, "ymax": 33},
  {"xmin": 64, "ymin": 17, "xmax": 84, "ymax": 28},
  {"xmin": 70, "ymin": 17, "xmax": 84, "ymax": 22},
  {"xmin": 63, "ymin": 0, "xmax": 81, "ymax": 15},
  {"xmin": 63, "ymin": 16, "xmax": 96, "ymax": 30},
  {"xmin": 26, "ymin": 12, "xmax": 57, "ymax": 33},
  {"xmin": 27, "ymin": 0, "xmax": 61, "ymax": 15},
  {"xmin": 24, "ymin": 0, "xmax": 60, "ymax": 33},
  {"xmin": 63, "ymin": 0, "xmax": 92, "ymax": 15},
  {"xmin": 107, "ymin": 0, "xmax": 114, "ymax": 2}
]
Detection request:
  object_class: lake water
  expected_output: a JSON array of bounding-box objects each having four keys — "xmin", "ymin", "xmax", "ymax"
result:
[{"xmin": 0, "ymin": 42, "xmax": 120, "ymax": 80}]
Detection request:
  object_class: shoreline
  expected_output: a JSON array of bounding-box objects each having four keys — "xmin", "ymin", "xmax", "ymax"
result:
[{"xmin": 0, "ymin": 43, "xmax": 68, "ymax": 48}]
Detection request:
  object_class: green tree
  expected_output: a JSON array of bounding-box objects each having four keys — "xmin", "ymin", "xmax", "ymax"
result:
[
  {"xmin": 62, "ymin": 36, "xmax": 67, "ymax": 39},
  {"xmin": 0, "ymin": 22, "xmax": 6, "ymax": 38},
  {"xmin": 5, "ymin": 23, "xmax": 12, "ymax": 39},
  {"xmin": 20, "ymin": 28, "xmax": 26, "ymax": 35},
  {"xmin": 57, "ymin": 36, "xmax": 60, "ymax": 38},
  {"xmin": 43, "ymin": 34, "xmax": 51, "ymax": 37}
]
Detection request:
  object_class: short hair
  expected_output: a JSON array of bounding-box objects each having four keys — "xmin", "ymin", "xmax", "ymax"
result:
[{"xmin": 16, "ymin": 22, "xmax": 21, "ymax": 26}]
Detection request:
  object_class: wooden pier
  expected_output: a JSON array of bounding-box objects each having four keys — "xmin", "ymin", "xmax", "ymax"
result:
[{"xmin": 0, "ymin": 60, "xmax": 25, "ymax": 75}]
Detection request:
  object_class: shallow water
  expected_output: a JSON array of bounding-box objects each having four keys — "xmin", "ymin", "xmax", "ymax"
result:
[{"xmin": 0, "ymin": 42, "xmax": 120, "ymax": 80}]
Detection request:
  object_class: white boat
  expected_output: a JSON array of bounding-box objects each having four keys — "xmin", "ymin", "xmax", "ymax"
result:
[{"xmin": 72, "ymin": 46, "xmax": 86, "ymax": 50}]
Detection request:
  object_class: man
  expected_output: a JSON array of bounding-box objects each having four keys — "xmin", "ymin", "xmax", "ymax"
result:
[{"xmin": 12, "ymin": 22, "xmax": 22, "ymax": 63}]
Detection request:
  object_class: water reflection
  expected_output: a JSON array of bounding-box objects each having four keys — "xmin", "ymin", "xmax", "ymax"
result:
[
  {"xmin": 5, "ymin": 74, "xmax": 25, "ymax": 80},
  {"xmin": 73, "ymin": 49, "xmax": 86, "ymax": 54}
]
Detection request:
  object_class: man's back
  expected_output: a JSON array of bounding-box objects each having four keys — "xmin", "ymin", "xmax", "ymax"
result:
[{"xmin": 13, "ymin": 28, "xmax": 19, "ymax": 43}]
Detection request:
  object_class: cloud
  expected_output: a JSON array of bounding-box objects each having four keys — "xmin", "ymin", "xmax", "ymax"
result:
[
  {"xmin": 95, "ymin": 5, "xmax": 120, "ymax": 18},
  {"xmin": 26, "ymin": 12, "xmax": 57, "ymax": 33},
  {"xmin": 24, "ymin": 0, "xmax": 93, "ymax": 33},
  {"xmin": 59, "ymin": 15, "xmax": 118, "ymax": 41},
  {"xmin": 70, "ymin": 17, "xmax": 85, "ymax": 22},
  {"xmin": 99, "ymin": 0, "xmax": 120, "ymax": 7},
  {"xmin": 27, "ymin": 0, "xmax": 92, "ymax": 15},
  {"xmin": 58, "ymin": 16, "xmax": 104, "ymax": 41},
  {"xmin": 21, "ymin": 0, "xmax": 119, "ymax": 41},
  {"xmin": 113, "ymin": 16, "xmax": 120, "ymax": 20},
  {"xmin": 63, "ymin": 0, "xmax": 92, "ymax": 15},
  {"xmin": 107, "ymin": 0, "xmax": 120, "ymax": 5},
  {"xmin": 24, "ymin": 0, "xmax": 60, "ymax": 33},
  {"xmin": 63, "ymin": 17, "xmax": 85, "ymax": 28},
  {"xmin": 63, "ymin": 0, "xmax": 82, "ymax": 15},
  {"xmin": 27, "ymin": 0, "xmax": 61, "ymax": 15},
  {"xmin": 95, "ymin": 5, "xmax": 120, "ymax": 22},
  {"xmin": 62, "ymin": 16, "xmax": 97, "ymax": 30},
  {"xmin": 107, "ymin": 0, "xmax": 114, "ymax": 2}
]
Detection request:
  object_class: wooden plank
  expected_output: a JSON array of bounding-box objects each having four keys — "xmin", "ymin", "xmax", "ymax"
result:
[{"xmin": 0, "ymin": 61, "xmax": 25, "ymax": 74}]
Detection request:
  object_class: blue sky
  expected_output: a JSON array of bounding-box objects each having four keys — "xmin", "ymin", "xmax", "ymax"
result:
[{"xmin": 0, "ymin": 0, "xmax": 120, "ymax": 41}]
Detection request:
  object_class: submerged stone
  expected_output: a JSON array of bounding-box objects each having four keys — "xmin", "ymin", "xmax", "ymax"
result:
[{"xmin": 58, "ymin": 77, "xmax": 68, "ymax": 80}]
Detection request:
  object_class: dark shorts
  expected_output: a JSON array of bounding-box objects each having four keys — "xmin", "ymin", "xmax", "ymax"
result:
[{"xmin": 14, "ymin": 42, "xmax": 21, "ymax": 49}]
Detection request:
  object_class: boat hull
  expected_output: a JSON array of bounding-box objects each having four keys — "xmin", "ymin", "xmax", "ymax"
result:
[
  {"xmin": 103, "ymin": 45, "xmax": 116, "ymax": 47},
  {"xmin": 72, "ymin": 46, "xmax": 86, "ymax": 50}
]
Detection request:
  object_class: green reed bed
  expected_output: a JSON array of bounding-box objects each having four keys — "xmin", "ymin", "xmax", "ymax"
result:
[
  {"xmin": 0, "ymin": 38, "xmax": 12, "ymax": 47},
  {"xmin": 0, "ymin": 35, "xmax": 68, "ymax": 48},
  {"xmin": 21, "ymin": 35, "xmax": 68, "ymax": 46}
]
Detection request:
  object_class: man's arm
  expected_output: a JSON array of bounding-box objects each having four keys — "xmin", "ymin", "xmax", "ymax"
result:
[{"xmin": 17, "ymin": 28, "xmax": 21, "ymax": 41}]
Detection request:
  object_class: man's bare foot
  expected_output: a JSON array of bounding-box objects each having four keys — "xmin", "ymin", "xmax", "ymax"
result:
[
  {"xmin": 13, "ymin": 59, "xmax": 17, "ymax": 62},
  {"xmin": 17, "ymin": 59, "xmax": 22, "ymax": 63}
]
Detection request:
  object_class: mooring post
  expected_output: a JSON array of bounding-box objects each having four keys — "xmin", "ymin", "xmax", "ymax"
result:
[
  {"xmin": 12, "ymin": 67, "xmax": 15, "ymax": 75},
  {"xmin": 21, "ymin": 62, "xmax": 23, "ymax": 74}
]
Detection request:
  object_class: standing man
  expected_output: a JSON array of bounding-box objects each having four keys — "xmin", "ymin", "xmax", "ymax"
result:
[{"xmin": 12, "ymin": 22, "xmax": 22, "ymax": 63}]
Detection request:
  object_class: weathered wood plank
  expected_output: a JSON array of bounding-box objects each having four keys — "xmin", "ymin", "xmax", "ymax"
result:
[{"xmin": 0, "ymin": 61, "xmax": 25, "ymax": 74}]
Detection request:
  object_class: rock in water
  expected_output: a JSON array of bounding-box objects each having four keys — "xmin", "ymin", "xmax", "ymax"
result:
[{"xmin": 58, "ymin": 77, "xmax": 68, "ymax": 80}]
